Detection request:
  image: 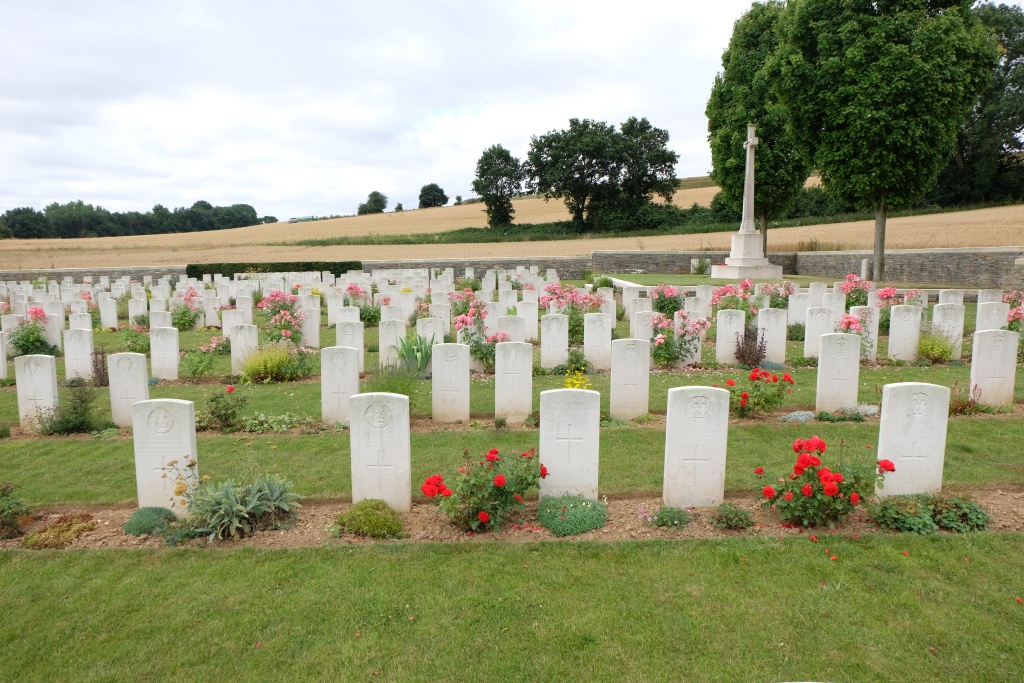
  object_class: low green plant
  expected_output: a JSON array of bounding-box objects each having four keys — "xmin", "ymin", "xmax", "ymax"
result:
[
  {"xmin": 593, "ymin": 276, "xmax": 614, "ymax": 289},
  {"xmin": 786, "ymin": 323, "xmax": 806, "ymax": 341},
  {"xmin": 180, "ymin": 351, "xmax": 216, "ymax": 382},
  {"xmin": 692, "ymin": 257, "xmax": 711, "ymax": 275},
  {"xmin": 122, "ymin": 327, "xmax": 150, "ymax": 354},
  {"xmin": 186, "ymin": 474, "xmax": 303, "ymax": 541},
  {"xmin": 171, "ymin": 303, "xmax": 201, "ymax": 331},
  {"xmin": 364, "ymin": 364, "xmax": 420, "ymax": 400},
  {"xmin": 538, "ymin": 494, "xmax": 607, "ymax": 537},
  {"xmin": 241, "ymin": 342, "xmax": 317, "ymax": 383},
  {"xmin": 552, "ymin": 348, "xmax": 592, "ymax": 375},
  {"xmin": 421, "ymin": 447, "xmax": 545, "ymax": 532},
  {"xmin": 917, "ymin": 324, "xmax": 956, "ymax": 363},
  {"xmin": 359, "ymin": 303, "xmax": 381, "ymax": 327},
  {"xmin": 642, "ymin": 505, "xmax": 692, "ymax": 530},
  {"xmin": 38, "ymin": 382, "xmax": 110, "ymax": 435},
  {"xmin": 123, "ymin": 507, "xmax": 178, "ymax": 537},
  {"xmin": 930, "ymin": 494, "xmax": 990, "ymax": 532},
  {"xmin": 203, "ymin": 385, "xmax": 246, "ymax": 433},
  {"xmin": 735, "ymin": 324, "xmax": 768, "ymax": 368},
  {"xmin": 397, "ymin": 335, "xmax": 433, "ymax": 375},
  {"xmin": 242, "ymin": 412, "xmax": 321, "ymax": 434},
  {"xmin": 710, "ymin": 502, "xmax": 753, "ymax": 530},
  {"xmin": 817, "ymin": 410, "xmax": 865, "ymax": 423},
  {"xmin": 494, "ymin": 415, "xmax": 508, "ymax": 429},
  {"xmin": 0, "ymin": 482, "xmax": 29, "ymax": 539},
  {"xmin": 869, "ymin": 495, "xmax": 939, "ymax": 535},
  {"xmin": 22, "ymin": 514, "xmax": 97, "ymax": 549},
  {"xmin": 723, "ymin": 368, "xmax": 795, "ymax": 417},
  {"xmin": 129, "ymin": 313, "xmax": 150, "ymax": 330},
  {"xmin": 9, "ymin": 321, "xmax": 58, "ymax": 357},
  {"xmin": 331, "ymin": 499, "xmax": 405, "ymax": 539},
  {"xmin": 791, "ymin": 355, "xmax": 818, "ymax": 367}
]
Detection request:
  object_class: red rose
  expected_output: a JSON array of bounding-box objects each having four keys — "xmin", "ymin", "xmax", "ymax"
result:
[
  {"xmin": 225, "ymin": 385, "xmax": 235, "ymax": 394},
  {"xmin": 478, "ymin": 511, "xmax": 490, "ymax": 523},
  {"xmin": 878, "ymin": 459, "xmax": 896, "ymax": 473},
  {"xmin": 785, "ymin": 491, "xmax": 794, "ymax": 501},
  {"xmin": 802, "ymin": 483, "xmax": 813, "ymax": 497},
  {"xmin": 808, "ymin": 455, "xmax": 821, "ymax": 467},
  {"xmin": 818, "ymin": 468, "xmax": 833, "ymax": 483},
  {"xmin": 421, "ymin": 483, "xmax": 438, "ymax": 497},
  {"xmin": 793, "ymin": 466, "xmax": 805, "ymax": 476},
  {"xmin": 793, "ymin": 439, "xmax": 804, "ymax": 453},
  {"xmin": 726, "ymin": 379, "xmax": 736, "ymax": 387},
  {"xmin": 514, "ymin": 494, "xmax": 524, "ymax": 502},
  {"xmin": 486, "ymin": 451, "xmax": 500, "ymax": 462},
  {"xmin": 771, "ymin": 374, "xmax": 778, "ymax": 383},
  {"xmin": 749, "ymin": 369, "xmax": 758, "ymax": 381},
  {"xmin": 441, "ymin": 488, "xmax": 453, "ymax": 497},
  {"xmin": 823, "ymin": 481, "xmax": 839, "ymax": 497},
  {"xmin": 850, "ymin": 492, "xmax": 860, "ymax": 505},
  {"xmin": 782, "ymin": 372, "xmax": 794, "ymax": 384},
  {"xmin": 494, "ymin": 474, "xmax": 506, "ymax": 487},
  {"xmin": 754, "ymin": 467, "xmax": 764, "ymax": 476},
  {"xmin": 540, "ymin": 465, "xmax": 549, "ymax": 479},
  {"xmin": 832, "ymin": 472, "xmax": 844, "ymax": 483},
  {"xmin": 796, "ymin": 454, "xmax": 812, "ymax": 469},
  {"xmin": 763, "ymin": 485, "xmax": 776, "ymax": 499}
]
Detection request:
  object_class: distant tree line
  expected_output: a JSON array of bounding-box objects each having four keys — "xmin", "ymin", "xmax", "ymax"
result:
[{"xmin": 0, "ymin": 200, "xmax": 276, "ymax": 239}]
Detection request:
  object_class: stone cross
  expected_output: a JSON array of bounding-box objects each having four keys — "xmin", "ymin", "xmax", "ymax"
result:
[{"xmin": 740, "ymin": 124, "xmax": 759, "ymax": 234}]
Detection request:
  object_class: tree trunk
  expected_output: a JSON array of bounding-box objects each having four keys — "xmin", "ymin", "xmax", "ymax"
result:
[
  {"xmin": 873, "ymin": 196, "xmax": 886, "ymax": 282},
  {"xmin": 757, "ymin": 211, "xmax": 768, "ymax": 256}
]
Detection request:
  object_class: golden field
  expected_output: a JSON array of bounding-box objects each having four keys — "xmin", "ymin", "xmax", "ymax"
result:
[{"xmin": 1, "ymin": 183, "xmax": 1021, "ymax": 270}]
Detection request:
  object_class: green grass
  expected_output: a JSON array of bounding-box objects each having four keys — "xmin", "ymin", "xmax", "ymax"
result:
[
  {"xmin": 604, "ymin": 273, "xmax": 975, "ymax": 290},
  {"xmin": 2, "ymin": 535, "xmax": 1024, "ymax": 681}
]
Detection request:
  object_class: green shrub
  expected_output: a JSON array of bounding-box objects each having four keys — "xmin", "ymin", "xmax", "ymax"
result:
[
  {"xmin": 917, "ymin": 324, "xmax": 955, "ymax": 363},
  {"xmin": 0, "ymin": 482, "xmax": 28, "ymax": 539},
  {"xmin": 180, "ymin": 351, "xmax": 215, "ymax": 382},
  {"xmin": 185, "ymin": 261, "xmax": 361, "ymax": 279},
  {"xmin": 643, "ymin": 506, "xmax": 692, "ymax": 530},
  {"xmin": 537, "ymin": 494, "xmax": 607, "ymax": 537},
  {"xmin": 124, "ymin": 507, "xmax": 178, "ymax": 536},
  {"xmin": 38, "ymin": 382, "xmax": 110, "ymax": 435},
  {"xmin": 9, "ymin": 322, "xmax": 58, "ymax": 357},
  {"xmin": 869, "ymin": 495, "xmax": 939, "ymax": 535},
  {"xmin": 551, "ymin": 348, "xmax": 592, "ymax": 375},
  {"xmin": 129, "ymin": 313, "xmax": 150, "ymax": 329},
  {"xmin": 241, "ymin": 342, "xmax": 317, "ymax": 383},
  {"xmin": 930, "ymin": 494, "xmax": 990, "ymax": 532},
  {"xmin": 593, "ymin": 276, "xmax": 614, "ymax": 289},
  {"xmin": 22, "ymin": 514, "xmax": 97, "ymax": 549},
  {"xmin": 359, "ymin": 303, "xmax": 381, "ymax": 327},
  {"xmin": 332, "ymin": 499, "xmax": 405, "ymax": 539},
  {"xmin": 203, "ymin": 386, "xmax": 247, "ymax": 433},
  {"xmin": 397, "ymin": 335, "xmax": 433, "ymax": 375},
  {"xmin": 786, "ymin": 323, "xmax": 806, "ymax": 341},
  {"xmin": 171, "ymin": 304, "xmax": 201, "ymax": 331},
  {"xmin": 187, "ymin": 474, "xmax": 303, "ymax": 541},
  {"xmin": 242, "ymin": 412, "xmax": 321, "ymax": 434},
  {"xmin": 364, "ymin": 364, "xmax": 420, "ymax": 400},
  {"xmin": 122, "ymin": 326, "xmax": 150, "ymax": 354},
  {"xmin": 710, "ymin": 502, "xmax": 753, "ymax": 530}
]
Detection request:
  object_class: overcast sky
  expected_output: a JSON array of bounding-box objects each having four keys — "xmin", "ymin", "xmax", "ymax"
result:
[{"xmin": 2, "ymin": 1, "xmax": 1018, "ymax": 222}]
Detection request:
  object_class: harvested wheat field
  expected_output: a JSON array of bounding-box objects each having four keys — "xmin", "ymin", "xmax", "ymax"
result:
[{"xmin": 2, "ymin": 187, "xmax": 1022, "ymax": 270}]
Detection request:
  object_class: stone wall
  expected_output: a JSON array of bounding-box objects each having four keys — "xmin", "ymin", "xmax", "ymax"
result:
[
  {"xmin": 0, "ymin": 265, "xmax": 187, "ymax": 282},
  {"xmin": 591, "ymin": 251, "xmax": 797, "ymax": 275},
  {"xmin": 362, "ymin": 256, "xmax": 592, "ymax": 279}
]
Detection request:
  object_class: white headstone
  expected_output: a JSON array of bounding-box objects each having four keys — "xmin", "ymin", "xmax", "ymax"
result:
[
  {"xmin": 975, "ymin": 301, "xmax": 1009, "ymax": 333},
  {"xmin": 816, "ymin": 333, "xmax": 860, "ymax": 412},
  {"xmin": 128, "ymin": 299, "xmax": 148, "ymax": 326},
  {"xmin": 583, "ymin": 313, "xmax": 613, "ymax": 371},
  {"xmin": 299, "ymin": 308, "xmax": 320, "ymax": 348},
  {"xmin": 495, "ymin": 315, "xmax": 527, "ymax": 343},
  {"xmin": 938, "ymin": 289, "xmax": 963, "ymax": 305},
  {"xmin": 415, "ymin": 317, "xmax": 443, "ymax": 345},
  {"xmin": 808, "ymin": 282, "xmax": 826, "ymax": 308},
  {"xmin": 631, "ymin": 310, "xmax": 658, "ymax": 342},
  {"xmin": 540, "ymin": 314, "xmax": 569, "ymax": 369},
  {"xmin": 969, "ymin": 329, "xmax": 1019, "ymax": 406},
  {"xmin": 150, "ymin": 311, "xmax": 172, "ymax": 328},
  {"xmin": 221, "ymin": 309, "xmax": 244, "ymax": 338},
  {"xmin": 230, "ymin": 324, "xmax": 259, "ymax": 375},
  {"xmin": 849, "ymin": 305, "xmax": 879, "ymax": 362},
  {"xmin": 108, "ymin": 353, "xmax": 149, "ymax": 428},
  {"xmin": 715, "ymin": 309, "xmax": 746, "ymax": 365},
  {"xmin": 757, "ymin": 308, "xmax": 787, "ymax": 365},
  {"xmin": 349, "ymin": 393, "xmax": 411, "ymax": 512},
  {"xmin": 610, "ymin": 338, "xmax": 650, "ymax": 419},
  {"xmin": 15, "ymin": 354, "xmax": 58, "ymax": 429},
  {"xmin": 131, "ymin": 399, "xmax": 198, "ymax": 518},
  {"xmin": 823, "ymin": 291, "xmax": 846, "ymax": 320},
  {"xmin": 0, "ymin": 332, "xmax": 5, "ymax": 379},
  {"xmin": 431, "ymin": 343, "xmax": 470, "ymax": 422},
  {"xmin": 321, "ymin": 346, "xmax": 360, "ymax": 425},
  {"xmin": 335, "ymin": 320, "xmax": 365, "ymax": 373},
  {"xmin": 378, "ymin": 319, "xmax": 406, "ymax": 368},
  {"xmin": 63, "ymin": 328, "xmax": 94, "ymax": 380},
  {"xmin": 99, "ymin": 299, "xmax": 118, "ymax": 329},
  {"xmin": 931, "ymin": 303, "xmax": 965, "ymax": 360},
  {"xmin": 803, "ymin": 307, "xmax": 836, "ymax": 358},
  {"xmin": 150, "ymin": 327, "xmax": 179, "ymax": 380},
  {"xmin": 976, "ymin": 289, "xmax": 1003, "ymax": 305},
  {"xmin": 69, "ymin": 313, "xmax": 92, "ymax": 330},
  {"xmin": 538, "ymin": 389, "xmax": 600, "ymax": 500},
  {"xmin": 888, "ymin": 305, "xmax": 922, "ymax": 362},
  {"xmin": 381, "ymin": 304, "xmax": 403, "ymax": 322},
  {"xmin": 494, "ymin": 341, "xmax": 533, "ymax": 423},
  {"xmin": 663, "ymin": 386, "xmax": 729, "ymax": 507},
  {"xmin": 787, "ymin": 292, "xmax": 810, "ymax": 326},
  {"xmin": 876, "ymin": 383, "xmax": 950, "ymax": 496}
]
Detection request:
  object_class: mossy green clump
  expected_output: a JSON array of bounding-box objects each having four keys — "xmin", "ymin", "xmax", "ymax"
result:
[
  {"xmin": 537, "ymin": 494, "xmax": 607, "ymax": 537},
  {"xmin": 332, "ymin": 499, "xmax": 405, "ymax": 539},
  {"xmin": 22, "ymin": 514, "xmax": 97, "ymax": 549},
  {"xmin": 123, "ymin": 507, "xmax": 178, "ymax": 537}
]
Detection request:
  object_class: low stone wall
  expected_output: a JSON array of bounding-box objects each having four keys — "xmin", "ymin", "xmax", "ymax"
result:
[
  {"xmin": 361, "ymin": 256, "xmax": 592, "ymax": 279},
  {"xmin": 591, "ymin": 250, "xmax": 796, "ymax": 275},
  {"xmin": 0, "ymin": 265, "xmax": 187, "ymax": 282}
]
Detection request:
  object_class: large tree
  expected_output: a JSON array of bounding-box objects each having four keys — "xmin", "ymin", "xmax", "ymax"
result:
[
  {"xmin": 418, "ymin": 183, "xmax": 449, "ymax": 209},
  {"xmin": 774, "ymin": 0, "xmax": 994, "ymax": 280},
  {"xmin": 471, "ymin": 144, "xmax": 525, "ymax": 228},
  {"xmin": 707, "ymin": 0, "xmax": 810, "ymax": 256},
  {"xmin": 930, "ymin": 2, "xmax": 1024, "ymax": 205},
  {"xmin": 357, "ymin": 191, "xmax": 388, "ymax": 215},
  {"xmin": 1, "ymin": 207, "xmax": 51, "ymax": 239}
]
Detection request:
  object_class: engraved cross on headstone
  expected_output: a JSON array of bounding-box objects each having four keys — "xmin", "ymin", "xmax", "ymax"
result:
[
  {"xmin": 556, "ymin": 422, "xmax": 584, "ymax": 465},
  {"xmin": 367, "ymin": 443, "xmax": 393, "ymax": 492},
  {"xmin": 623, "ymin": 373, "xmax": 639, "ymax": 407},
  {"xmin": 506, "ymin": 351, "xmax": 524, "ymax": 395},
  {"xmin": 900, "ymin": 441, "xmax": 929, "ymax": 487},
  {"xmin": 681, "ymin": 452, "xmax": 711, "ymax": 490}
]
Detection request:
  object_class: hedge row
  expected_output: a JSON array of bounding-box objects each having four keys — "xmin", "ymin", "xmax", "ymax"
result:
[{"xmin": 184, "ymin": 261, "xmax": 363, "ymax": 279}]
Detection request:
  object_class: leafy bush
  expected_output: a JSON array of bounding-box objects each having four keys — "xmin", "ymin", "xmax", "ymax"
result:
[
  {"xmin": 242, "ymin": 412, "xmax": 321, "ymax": 434},
  {"xmin": 759, "ymin": 435, "xmax": 891, "ymax": 528},
  {"xmin": 241, "ymin": 342, "xmax": 317, "ymax": 383},
  {"xmin": 122, "ymin": 326, "xmax": 150, "ymax": 354},
  {"xmin": 332, "ymin": 499, "xmax": 405, "ymax": 539},
  {"xmin": 551, "ymin": 348, "xmax": 592, "ymax": 375},
  {"xmin": 359, "ymin": 303, "xmax": 381, "ymax": 327},
  {"xmin": 9, "ymin": 322, "xmax": 58, "ymax": 357},
  {"xmin": 129, "ymin": 313, "xmax": 150, "ymax": 329},
  {"xmin": 171, "ymin": 303, "xmax": 201, "ymax": 331},
  {"xmin": 869, "ymin": 495, "xmax": 939, "ymax": 534},
  {"xmin": 123, "ymin": 507, "xmax": 178, "ymax": 536},
  {"xmin": 538, "ymin": 494, "xmax": 607, "ymax": 537},
  {"xmin": 0, "ymin": 482, "xmax": 29, "ymax": 539},
  {"xmin": 692, "ymin": 257, "xmax": 711, "ymax": 275},
  {"xmin": 930, "ymin": 495, "xmax": 990, "ymax": 532},
  {"xmin": 38, "ymin": 382, "xmax": 110, "ymax": 435},
  {"xmin": 735, "ymin": 324, "xmax": 767, "ymax": 368},
  {"xmin": 917, "ymin": 324, "xmax": 956, "ymax": 363},
  {"xmin": 186, "ymin": 474, "xmax": 303, "ymax": 541},
  {"xmin": 421, "ymin": 447, "xmax": 545, "ymax": 532},
  {"xmin": 22, "ymin": 514, "xmax": 97, "ymax": 549},
  {"xmin": 642, "ymin": 505, "xmax": 692, "ymax": 530},
  {"xmin": 723, "ymin": 368, "xmax": 795, "ymax": 417},
  {"xmin": 202, "ymin": 386, "xmax": 246, "ymax": 433},
  {"xmin": 710, "ymin": 502, "xmax": 753, "ymax": 530},
  {"xmin": 180, "ymin": 351, "xmax": 216, "ymax": 382},
  {"xmin": 786, "ymin": 323, "xmax": 806, "ymax": 341},
  {"xmin": 185, "ymin": 261, "xmax": 361, "ymax": 279},
  {"xmin": 364, "ymin": 365, "xmax": 420, "ymax": 403},
  {"xmin": 593, "ymin": 276, "xmax": 614, "ymax": 289},
  {"xmin": 397, "ymin": 335, "xmax": 433, "ymax": 375}
]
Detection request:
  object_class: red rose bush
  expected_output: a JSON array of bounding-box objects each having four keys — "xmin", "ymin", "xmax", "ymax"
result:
[
  {"xmin": 421, "ymin": 447, "xmax": 547, "ymax": 532},
  {"xmin": 757, "ymin": 436, "xmax": 893, "ymax": 527}
]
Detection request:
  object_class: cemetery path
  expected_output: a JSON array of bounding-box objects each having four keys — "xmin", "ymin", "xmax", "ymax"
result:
[{"xmin": 5, "ymin": 487, "xmax": 1023, "ymax": 550}]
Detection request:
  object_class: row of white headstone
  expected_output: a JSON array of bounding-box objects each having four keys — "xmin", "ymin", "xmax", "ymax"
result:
[{"xmin": 129, "ymin": 380, "xmax": 954, "ymax": 517}]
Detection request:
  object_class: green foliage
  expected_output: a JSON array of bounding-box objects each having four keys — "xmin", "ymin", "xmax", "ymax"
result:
[
  {"xmin": 186, "ymin": 475, "xmax": 303, "ymax": 541},
  {"xmin": 870, "ymin": 495, "xmax": 940, "ymax": 535},
  {"xmin": 418, "ymin": 183, "xmax": 449, "ymax": 209},
  {"xmin": 241, "ymin": 342, "xmax": 317, "ymax": 383},
  {"xmin": 38, "ymin": 382, "xmax": 109, "ymax": 435},
  {"xmin": 692, "ymin": 257, "xmax": 711, "ymax": 275},
  {"xmin": 180, "ymin": 351, "xmax": 215, "ymax": 382},
  {"xmin": 22, "ymin": 514, "xmax": 97, "ymax": 549},
  {"xmin": 725, "ymin": 368, "xmax": 794, "ymax": 417},
  {"xmin": 332, "ymin": 499, "xmax": 405, "ymax": 539},
  {"xmin": 171, "ymin": 304, "xmax": 201, "ymax": 331},
  {"xmin": 707, "ymin": 0, "xmax": 810, "ymax": 251},
  {"xmin": 643, "ymin": 506, "xmax": 692, "ymax": 530},
  {"xmin": 203, "ymin": 387, "xmax": 247, "ymax": 433},
  {"xmin": 817, "ymin": 410, "xmax": 865, "ymax": 423},
  {"xmin": 423, "ymin": 448, "xmax": 543, "ymax": 532},
  {"xmin": 359, "ymin": 303, "xmax": 381, "ymax": 327},
  {"xmin": 710, "ymin": 502, "xmax": 754, "ymax": 530},
  {"xmin": 786, "ymin": 323, "xmax": 806, "ymax": 341},
  {"xmin": 184, "ymin": 261, "xmax": 361, "ymax": 279},
  {"xmin": 2, "ymin": 206, "xmax": 52, "ymax": 238},
  {"xmin": 734, "ymin": 325, "xmax": 768, "ymax": 368},
  {"xmin": 122, "ymin": 327, "xmax": 150, "ymax": 354},
  {"xmin": 394, "ymin": 203, "xmax": 403, "ymax": 212},
  {"xmin": 364, "ymin": 366, "xmax": 420, "ymax": 407},
  {"xmin": 472, "ymin": 144, "xmax": 524, "ymax": 227},
  {"xmin": 396, "ymin": 335, "xmax": 433, "ymax": 375},
  {"xmin": 931, "ymin": 494, "xmax": 990, "ymax": 532},
  {"xmin": 123, "ymin": 507, "xmax": 177, "ymax": 537},
  {"xmin": 242, "ymin": 412, "xmax": 321, "ymax": 434},
  {"xmin": 537, "ymin": 494, "xmax": 607, "ymax": 537},
  {"xmin": 593, "ymin": 276, "xmax": 614, "ymax": 289},
  {"xmin": 9, "ymin": 322, "xmax": 57, "ymax": 357},
  {"xmin": 357, "ymin": 191, "xmax": 388, "ymax": 215},
  {"xmin": 774, "ymin": 0, "xmax": 995, "ymax": 278},
  {"xmin": 0, "ymin": 482, "xmax": 28, "ymax": 539},
  {"xmin": 551, "ymin": 348, "xmax": 592, "ymax": 376},
  {"xmin": 918, "ymin": 324, "xmax": 956, "ymax": 362}
]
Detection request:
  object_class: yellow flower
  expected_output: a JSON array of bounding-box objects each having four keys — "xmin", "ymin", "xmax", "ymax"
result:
[{"xmin": 173, "ymin": 480, "xmax": 188, "ymax": 496}]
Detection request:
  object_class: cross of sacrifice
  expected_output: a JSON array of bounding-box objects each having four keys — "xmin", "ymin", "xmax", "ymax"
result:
[
  {"xmin": 556, "ymin": 422, "xmax": 584, "ymax": 465},
  {"xmin": 367, "ymin": 444, "xmax": 393, "ymax": 493}
]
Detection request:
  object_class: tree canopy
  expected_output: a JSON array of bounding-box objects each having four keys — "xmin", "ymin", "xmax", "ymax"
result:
[
  {"xmin": 707, "ymin": 0, "xmax": 810, "ymax": 255},
  {"xmin": 471, "ymin": 144, "xmax": 525, "ymax": 228},
  {"xmin": 357, "ymin": 191, "xmax": 388, "ymax": 215},
  {"xmin": 774, "ymin": 0, "xmax": 995, "ymax": 279},
  {"xmin": 418, "ymin": 183, "xmax": 449, "ymax": 209}
]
